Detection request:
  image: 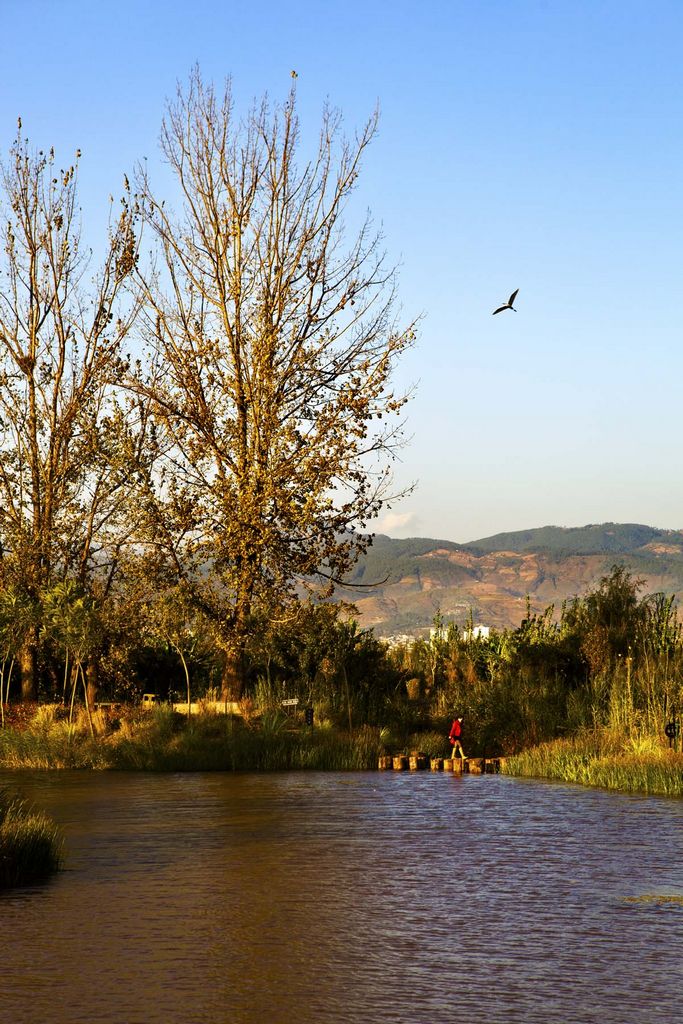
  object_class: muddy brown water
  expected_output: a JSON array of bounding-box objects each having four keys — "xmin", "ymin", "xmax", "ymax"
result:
[{"xmin": 1, "ymin": 770, "xmax": 682, "ymax": 1024}]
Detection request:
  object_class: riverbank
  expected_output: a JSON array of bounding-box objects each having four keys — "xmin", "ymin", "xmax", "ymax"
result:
[
  {"xmin": 0, "ymin": 786, "xmax": 62, "ymax": 887},
  {"xmin": 2, "ymin": 705, "xmax": 682, "ymax": 797},
  {"xmin": 504, "ymin": 729, "xmax": 683, "ymax": 797}
]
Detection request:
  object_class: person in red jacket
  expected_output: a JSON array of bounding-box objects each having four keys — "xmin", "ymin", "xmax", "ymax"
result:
[{"xmin": 448, "ymin": 715, "xmax": 465, "ymax": 760}]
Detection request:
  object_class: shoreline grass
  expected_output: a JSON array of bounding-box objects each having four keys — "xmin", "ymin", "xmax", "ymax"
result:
[
  {"xmin": 504, "ymin": 730, "xmax": 683, "ymax": 797},
  {"xmin": 0, "ymin": 787, "xmax": 62, "ymax": 888}
]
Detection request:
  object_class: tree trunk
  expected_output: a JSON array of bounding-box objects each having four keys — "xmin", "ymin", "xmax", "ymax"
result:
[
  {"xmin": 19, "ymin": 640, "xmax": 37, "ymax": 702},
  {"xmin": 220, "ymin": 654, "xmax": 244, "ymax": 703},
  {"xmin": 80, "ymin": 664, "xmax": 95, "ymax": 739},
  {"xmin": 85, "ymin": 658, "xmax": 99, "ymax": 710},
  {"xmin": 45, "ymin": 657, "xmax": 60, "ymax": 703},
  {"xmin": 220, "ymin": 601, "xmax": 249, "ymax": 703}
]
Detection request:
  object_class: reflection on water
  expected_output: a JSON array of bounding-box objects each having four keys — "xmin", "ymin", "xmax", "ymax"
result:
[{"xmin": 1, "ymin": 770, "xmax": 682, "ymax": 1024}]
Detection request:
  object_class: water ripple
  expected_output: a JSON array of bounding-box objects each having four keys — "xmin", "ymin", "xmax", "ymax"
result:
[{"xmin": 1, "ymin": 770, "xmax": 682, "ymax": 1023}]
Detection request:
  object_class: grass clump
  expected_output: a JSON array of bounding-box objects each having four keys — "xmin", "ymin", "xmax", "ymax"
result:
[
  {"xmin": 0, "ymin": 787, "xmax": 62, "ymax": 888},
  {"xmin": 504, "ymin": 729, "xmax": 683, "ymax": 797}
]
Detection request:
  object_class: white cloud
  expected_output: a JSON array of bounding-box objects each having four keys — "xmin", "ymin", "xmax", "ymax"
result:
[{"xmin": 375, "ymin": 510, "xmax": 422, "ymax": 536}]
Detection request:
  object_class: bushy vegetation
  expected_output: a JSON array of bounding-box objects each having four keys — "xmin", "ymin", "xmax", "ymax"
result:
[
  {"xmin": 1, "ymin": 565, "xmax": 683, "ymax": 797},
  {"xmin": 0, "ymin": 786, "xmax": 62, "ymax": 887},
  {"xmin": 390, "ymin": 566, "xmax": 683, "ymax": 758},
  {"xmin": 0, "ymin": 705, "xmax": 110, "ymax": 769},
  {"xmin": 111, "ymin": 708, "xmax": 385, "ymax": 772}
]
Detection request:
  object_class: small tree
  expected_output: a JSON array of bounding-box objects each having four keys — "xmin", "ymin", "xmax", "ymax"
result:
[
  {"xmin": 42, "ymin": 581, "xmax": 102, "ymax": 737},
  {"xmin": 425, "ymin": 608, "xmax": 447, "ymax": 693},
  {"xmin": 563, "ymin": 565, "xmax": 646, "ymax": 675},
  {"xmin": 148, "ymin": 588, "xmax": 208, "ymax": 720}
]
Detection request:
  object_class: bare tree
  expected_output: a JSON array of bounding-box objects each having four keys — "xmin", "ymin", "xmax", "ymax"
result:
[
  {"xmin": 133, "ymin": 71, "xmax": 416, "ymax": 699},
  {"xmin": 0, "ymin": 123, "xmax": 143, "ymax": 698}
]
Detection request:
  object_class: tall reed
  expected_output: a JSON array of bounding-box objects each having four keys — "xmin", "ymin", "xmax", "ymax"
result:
[
  {"xmin": 504, "ymin": 730, "xmax": 683, "ymax": 797},
  {"xmin": 0, "ymin": 706, "xmax": 109, "ymax": 769}
]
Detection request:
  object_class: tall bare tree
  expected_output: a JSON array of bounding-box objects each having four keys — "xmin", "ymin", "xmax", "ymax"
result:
[
  {"xmin": 133, "ymin": 71, "xmax": 415, "ymax": 699},
  {"xmin": 0, "ymin": 124, "xmax": 143, "ymax": 698}
]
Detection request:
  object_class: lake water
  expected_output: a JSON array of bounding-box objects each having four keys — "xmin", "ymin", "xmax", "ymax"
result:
[{"xmin": 1, "ymin": 770, "xmax": 682, "ymax": 1024}]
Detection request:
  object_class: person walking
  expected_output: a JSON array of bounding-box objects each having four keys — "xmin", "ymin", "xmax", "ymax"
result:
[{"xmin": 448, "ymin": 715, "xmax": 465, "ymax": 761}]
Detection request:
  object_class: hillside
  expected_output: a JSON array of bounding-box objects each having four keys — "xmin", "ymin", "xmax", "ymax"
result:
[{"xmin": 339, "ymin": 523, "xmax": 683, "ymax": 636}]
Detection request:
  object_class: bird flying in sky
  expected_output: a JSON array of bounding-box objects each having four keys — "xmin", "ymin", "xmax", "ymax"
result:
[{"xmin": 492, "ymin": 288, "xmax": 519, "ymax": 315}]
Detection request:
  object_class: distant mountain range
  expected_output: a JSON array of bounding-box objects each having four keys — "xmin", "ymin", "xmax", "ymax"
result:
[{"xmin": 337, "ymin": 523, "xmax": 683, "ymax": 637}]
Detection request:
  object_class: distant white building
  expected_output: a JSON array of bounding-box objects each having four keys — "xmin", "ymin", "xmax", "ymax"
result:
[
  {"xmin": 383, "ymin": 623, "xmax": 492, "ymax": 646},
  {"xmin": 463, "ymin": 625, "xmax": 490, "ymax": 641}
]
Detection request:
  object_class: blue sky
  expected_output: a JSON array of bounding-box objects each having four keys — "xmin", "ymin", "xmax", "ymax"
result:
[{"xmin": 1, "ymin": 0, "xmax": 681, "ymax": 543}]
